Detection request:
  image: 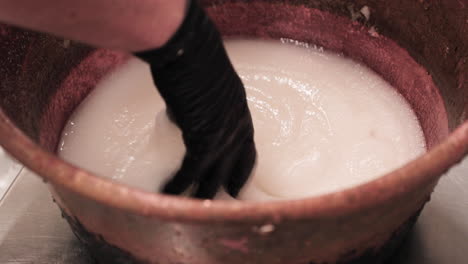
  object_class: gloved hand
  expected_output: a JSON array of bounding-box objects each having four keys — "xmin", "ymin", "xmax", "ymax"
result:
[{"xmin": 135, "ymin": 0, "xmax": 256, "ymax": 199}]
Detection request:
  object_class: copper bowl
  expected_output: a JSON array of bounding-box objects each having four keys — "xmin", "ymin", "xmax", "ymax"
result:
[{"xmin": 0, "ymin": 0, "xmax": 467, "ymax": 263}]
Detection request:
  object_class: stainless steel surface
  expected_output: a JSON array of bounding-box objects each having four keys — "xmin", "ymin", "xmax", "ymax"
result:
[
  {"xmin": 0, "ymin": 147, "xmax": 22, "ymax": 200},
  {"xmin": 0, "ymin": 170, "xmax": 93, "ymax": 264},
  {"xmin": 0, "ymin": 157, "xmax": 467, "ymax": 264}
]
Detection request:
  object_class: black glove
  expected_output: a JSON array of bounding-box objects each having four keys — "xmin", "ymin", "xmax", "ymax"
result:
[{"xmin": 135, "ymin": 0, "xmax": 256, "ymax": 199}]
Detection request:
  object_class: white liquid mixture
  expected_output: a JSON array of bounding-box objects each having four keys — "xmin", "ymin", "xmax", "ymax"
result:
[{"xmin": 58, "ymin": 39, "xmax": 426, "ymax": 201}]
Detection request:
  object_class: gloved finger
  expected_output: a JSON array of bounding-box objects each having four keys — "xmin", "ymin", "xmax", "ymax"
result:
[
  {"xmin": 224, "ymin": 139, "xmax": 257, "ymax": 197},
  {"xmin": 192, "ymin": 150, "xmax": 239, "ymax": 199},
  {"xmin": 162, "ymin": 143, "xmax": 221, "ymax": 196},
  {"xmin": 161, "ymin": 154, "xmax": 198, "ymax": 195},
  {"xmin": 191, "ymin": 164, "xmax": 225, "ymax": 199}
]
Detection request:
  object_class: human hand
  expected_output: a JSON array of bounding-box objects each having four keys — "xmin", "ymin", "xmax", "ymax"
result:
[{"xmin": 135, "ymin": 0, "xmax": 256, "ymax": 199}]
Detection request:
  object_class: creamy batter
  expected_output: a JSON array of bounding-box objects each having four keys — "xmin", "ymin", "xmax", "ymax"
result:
[{"xmin": 58, "ymin": 39, "xmax": 426, "ymax": 201}]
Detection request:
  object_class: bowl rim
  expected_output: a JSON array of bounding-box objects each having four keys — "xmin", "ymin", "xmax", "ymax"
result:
[{"xmin": 1, "ymin": 109, "xmax": 467, "ymax": 223}]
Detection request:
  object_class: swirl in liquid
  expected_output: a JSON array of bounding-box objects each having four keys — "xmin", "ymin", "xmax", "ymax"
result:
[{"xmin": 59, "ymin": 39, "xmax": 426, "ymax": 201}]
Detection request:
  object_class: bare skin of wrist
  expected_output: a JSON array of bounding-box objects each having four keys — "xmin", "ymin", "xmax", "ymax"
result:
[{"xmin": 0, "ymin": 0, "xmax": 186, "ymax": 51}]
